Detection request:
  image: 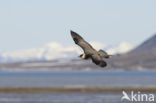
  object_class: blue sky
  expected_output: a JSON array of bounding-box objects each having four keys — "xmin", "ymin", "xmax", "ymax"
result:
[{"xmin": 0, "ymin": 0, "xmax": 156, "ymax": 53}]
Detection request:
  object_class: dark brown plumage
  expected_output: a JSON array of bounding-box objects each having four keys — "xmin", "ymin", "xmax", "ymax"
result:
[{"xmin": 70, "ymin": 30, "xmax": 111, "ymax": 67}]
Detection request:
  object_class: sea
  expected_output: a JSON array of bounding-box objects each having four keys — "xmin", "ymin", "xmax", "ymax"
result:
[{"xmin": 0, "ymin": 70, "xmax": 156, "ymax": 103}]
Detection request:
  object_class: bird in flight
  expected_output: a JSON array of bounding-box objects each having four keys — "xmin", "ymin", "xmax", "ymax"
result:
[{"xmin": 70, "ymin": 30, "xmax": 111, "ymax": 67}]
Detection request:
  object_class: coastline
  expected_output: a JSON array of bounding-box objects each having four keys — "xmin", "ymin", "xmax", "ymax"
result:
[{"xmin": 0, "ymin": 86, "xmax": 156, "ymax": 93}]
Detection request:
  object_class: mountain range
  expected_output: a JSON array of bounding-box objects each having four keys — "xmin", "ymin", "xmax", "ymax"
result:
[
  {"xmin": 0, "ymin": 41, "xmax": 133, "ymax": 63},
  {"xmin": 109, "ymin": 34, "xmax": 156, "ymax": 70},
  {"xmin": 0, "ymin": 33, "xmax": 155, "ymax": 71}
]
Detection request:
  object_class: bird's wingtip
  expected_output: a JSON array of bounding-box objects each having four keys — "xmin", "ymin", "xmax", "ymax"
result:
[
  {"xmin": 70, "ymin": 30, "xmax": 74, "ymax": 33},
  {"xmin": 70, "ymin": 30, "xmax": 77, "ymax": 37},
  {"xmin": 70, "ymin": 30, "xmax": 83, "ymax": 40}
]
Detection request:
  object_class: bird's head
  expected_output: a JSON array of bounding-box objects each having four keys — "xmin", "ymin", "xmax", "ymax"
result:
[
  {"xmin": 79, "ymin": 54, "xmax": 86, "ymax": 59},
  {"xmin": 79, "ymin": 54, "xmax": 91, "ymax": 60}
]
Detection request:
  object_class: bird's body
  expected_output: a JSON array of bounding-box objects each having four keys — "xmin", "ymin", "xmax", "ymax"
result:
[{"xmin": 70, "ymin": 30, "xmax": 111, "ymax": 67}]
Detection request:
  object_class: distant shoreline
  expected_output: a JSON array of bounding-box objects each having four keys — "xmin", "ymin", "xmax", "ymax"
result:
[{"xmin": 0, "ymin": 86, "xmax": 156, "ymax": 93}]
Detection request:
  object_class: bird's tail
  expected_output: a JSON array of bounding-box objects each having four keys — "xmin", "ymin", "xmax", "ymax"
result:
[{"xmin": 99, "ymin": 61, "xmax": 107, "ymax": 67}]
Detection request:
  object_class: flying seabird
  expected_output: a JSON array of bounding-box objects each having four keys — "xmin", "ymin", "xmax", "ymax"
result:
[{"xmin": 70, "ymin": 30, "xmax": 111, "ymax": 67}]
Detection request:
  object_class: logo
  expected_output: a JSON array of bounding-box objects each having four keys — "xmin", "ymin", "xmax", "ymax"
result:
[
  {"xmin": 121, "ymin": 91, "xmax": 155, "ymax": 102},
  {"xmin": 121, "ymin": 91, "xmax": 131, "ymax": 101}
]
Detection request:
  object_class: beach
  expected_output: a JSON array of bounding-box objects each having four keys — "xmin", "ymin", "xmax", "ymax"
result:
[{"xmin": 0, "ymin": 71, "xmax": 155, "ymax": 103}]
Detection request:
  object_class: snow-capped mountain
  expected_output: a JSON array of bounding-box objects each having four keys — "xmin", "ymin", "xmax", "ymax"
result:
[
  {"xmin": 0, "ymin": 41, "xmax": 133, "ymax": 62},
  {"xmin": 106, "ymin": 42, "xmax": 134, "ymax": 54}
]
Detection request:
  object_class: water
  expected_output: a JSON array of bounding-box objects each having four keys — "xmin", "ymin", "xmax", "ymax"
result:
[
  {"xmin": 0, "ymin": 70, "xmax": 156, "ymax": 87},
  {"xmin": 0, "ymin": 70, "xmax": 156, "ymax": 103},
  {"xmin": 0, "ymin": 92, "xmax": 126, "ymax": 103}
]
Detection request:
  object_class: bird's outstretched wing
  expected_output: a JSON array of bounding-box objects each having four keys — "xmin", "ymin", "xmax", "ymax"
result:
[
  {"xmin": 98, "ymin": 49, "xmax": 112, "ymax": 58},
  {"xmin": 70, "ymin": 30, "xmax": 95, "ymax": 53}
]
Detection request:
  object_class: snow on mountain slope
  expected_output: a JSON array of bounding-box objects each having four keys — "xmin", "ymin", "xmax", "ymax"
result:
[
  {"xmin": 106, "ymin": 42, "xmax": 134, "ymax": 54},
  {"xmin": 0, "ymin": 41, "xmax": 133, "ymax": 62},
  {"xmin": 1, "ymin": 42, "xmax": 79, "ymax": 62}
]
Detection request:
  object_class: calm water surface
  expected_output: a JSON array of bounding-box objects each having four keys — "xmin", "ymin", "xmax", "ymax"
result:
[
  {"xmin": 0, "ymin": 70, "xmax": 156, "ymax": 103},
  {"xmin": 0, "ymin": 70, "xmax": 156, "ymax": 87}
]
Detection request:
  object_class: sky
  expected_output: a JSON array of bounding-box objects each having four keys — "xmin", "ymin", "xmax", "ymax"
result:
[{"xmin": 0, "ymin": 0, "xmax": 156, "ymax": 53}]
